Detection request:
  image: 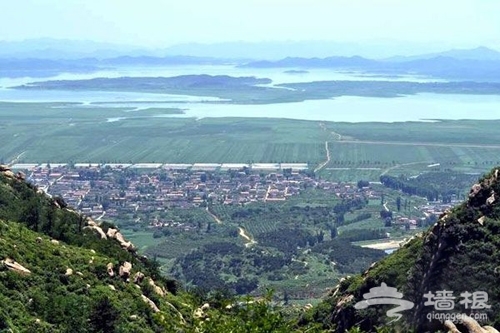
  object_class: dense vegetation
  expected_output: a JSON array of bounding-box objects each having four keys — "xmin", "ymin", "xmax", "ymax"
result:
[
  {"xmin": 380, "ymin": 171, "xmax": 479, "ymax": 202},
  {"xmin": 301, "ymin": 167, "xmax": 500, "ymax": 332}
]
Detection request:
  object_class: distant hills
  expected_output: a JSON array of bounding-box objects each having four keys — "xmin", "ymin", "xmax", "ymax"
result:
[
  {"xmin": 1, "ymin": 38, "xmax": 500, "ymax": 81},
  {"xmin": 388, "ymin": 46, "xmax": 500, "ymax": 62},
  {"xmin": 240, "ymin": 51, "xmax": 500, "ymax": 81},
  {"xmin": 2, "ymin": 38, "xmax": 499, "ymax": 61}
]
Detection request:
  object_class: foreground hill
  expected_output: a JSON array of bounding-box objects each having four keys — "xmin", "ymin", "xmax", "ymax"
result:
[
  {"xmin": 0, "ymin": 166, "xmax": 317, "ymax": 332},
  {"xmin": 300, "ymin": 167, "xmax": 500, "ymax": 332}
]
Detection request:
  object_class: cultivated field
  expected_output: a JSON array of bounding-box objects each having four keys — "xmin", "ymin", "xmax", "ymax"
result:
[{"xmin": 2, "ymin": 102, "xmax": 500, "ymax": 181}]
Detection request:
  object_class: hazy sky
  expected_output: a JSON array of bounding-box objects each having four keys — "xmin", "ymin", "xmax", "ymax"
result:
[{"xmin": 2, "ymin": 0, "xmax": 499, "ymax": 49}]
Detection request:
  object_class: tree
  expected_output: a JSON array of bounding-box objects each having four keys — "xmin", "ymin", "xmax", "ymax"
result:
[
  {"xmin": 316, "ymin": 230, "xmax": 325, "ymax": 243},
  {"xmin": 283, "ymin": 290, "xmax": 289, "ymax": 305},
  {"xmin": 357, "ymin": 180, "xmax": 370, "ymax": 189},
  {"xmin": 330, "ymin": 226, "xmax": 338, "ymax": 239},
  {"xmin": 200, "ymin": 173, "xmax": 207, "ymax": 183},
  {"xmin": 89, "ymin": 296, "xmax": 118, "ymax": 333},
  {"xmin": 396, "ymin": 196, "xmax": 401, "ymax": 212}
]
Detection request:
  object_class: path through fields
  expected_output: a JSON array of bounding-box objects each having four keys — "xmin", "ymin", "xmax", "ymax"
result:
[
  {"xmin": 8, "ymin": 151, "xmax": 26, "ymax": 166},
  {"xmin": 380, "ymin": 161, "xmax": 433, "ymax": 176},
  {"xmin": 314, "ymin": 141, "xmax": 331, "ymax": 173},
  {"xmin": 205, "ymin": 208, "xmax": 256, "ymax": 247},
  {"xmin": 205, "ymin": 207, "xmax": 222, "ymax": 224},
  {"xmin": 337, "ymin": 139, "xmax": 500, "ymax": 149},
  {"xmin": 238, "ymin": 227, "xmax": 257, "ymax": 247}
]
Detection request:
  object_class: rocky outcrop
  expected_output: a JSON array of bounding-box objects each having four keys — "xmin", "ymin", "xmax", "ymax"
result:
[
  {"xmin": 1, "ymin": 258, "xmax": 31, "ymax": 274},
  {"xmin": 84, "ymin": 220, "xmax": 107, "ymax": 239},
  {"xmin": 119, "ymin": 262, "xmax": 132, "ymax": 279},
  {"xmin": 469, "ymin": 183, "xmax": 483, "ymax": 198},
  {"xmin": 107, "ymin": 263, "xmax": 115, "ymax": 277},
  {"xmin": 107, "ymin": 228, "xmax": 135, "ymax": 251},
  {"xmin": 487, "ymin": 192, "xmax": 496, "ymax": 205},
  {"xmin": 133, "ymin": 272, "xmax": 145, "ymax": 284},
  {"xmin": 444, "ymin": 316, "xmax": 499, "ymax": 333},
  {"xmin": 141, "ymin": 295, "xmax": 160, "ymax": 313},
  {"xmin": 193, "ymin": 303, "xmax": 210, "ymax": 319},
  {"xmin": 0, "ymin": 165, "xmax": 23, "ymax": 181},
  {"xmin": 65, "ymin": 268, "xmax": 73, "ymax": 276},
  {"xmin": 148, "ymin": 278, "xmax": 166, "ymax": 297}
]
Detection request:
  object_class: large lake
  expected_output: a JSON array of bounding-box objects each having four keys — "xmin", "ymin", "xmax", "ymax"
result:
[{"xmin": 1, "ymin": 65, "xmax": 500, "ymax": 123}]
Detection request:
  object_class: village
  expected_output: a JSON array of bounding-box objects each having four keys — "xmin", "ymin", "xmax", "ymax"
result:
[{"xmin": 9, "ymin": 162, "xmax": 456, "ymax": 233}]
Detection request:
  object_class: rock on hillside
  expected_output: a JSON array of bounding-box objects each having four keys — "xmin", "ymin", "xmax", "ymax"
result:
[{"xmin": 304, "ymin": 167, "xmax": 500, "ymax": 332}]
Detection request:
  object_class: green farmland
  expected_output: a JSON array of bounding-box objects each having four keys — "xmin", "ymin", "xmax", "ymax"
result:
[{"xmin": 2, "ymin": 101, "xmax": 500, "ymax": 181}]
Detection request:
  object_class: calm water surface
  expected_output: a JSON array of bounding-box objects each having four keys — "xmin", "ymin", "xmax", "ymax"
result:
[{"xmin": 1, "ymin": 65, "xmax": 499, "ymax": 123}]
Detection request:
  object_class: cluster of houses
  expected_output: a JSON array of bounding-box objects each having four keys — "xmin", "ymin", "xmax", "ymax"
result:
[
  {"xmin": 10, "ymin": 162, "xmax": 449, "ymax": 230},
  {"xmin": 11, "ymin": 162, "xmax": 315, "ymax": 220}
]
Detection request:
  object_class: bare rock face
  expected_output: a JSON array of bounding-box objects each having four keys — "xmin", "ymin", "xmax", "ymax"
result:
[
  {"xmin": 107, "ymin": 263, "xmax": 115, "ymax": 277},
  {"xmin": 478, "ymin": 216, "xmax": 486, "ymax": 225},
  {"xmin": 486, "ymin": 192, "xmax": 496, "ymax": 205},
  {"xmin": 1, "ymin": 258, "xmax": 31, "ymax": 274},
  {"xmin": 148, "ymin": 278, "xmax": 166, "ymax": 297},
  {"xmin": 133, "ymin": 272, "xmax": 145, "ymax": 284},
  {"xmin": 3, "ymin": 170, "xmax": 15, "ymax": 179},
  {"xmin": 469, "ymin": 184, "xmax": 482, "ymax": 198},
  {"xmin": 119, "ymin": 262, "xmax": 132, "ymax": 279},
  {"xmin": 444, "ymin": 316, "xmax": 500, "ymax": 333},
  {"xmin": 85, "ymin": 220, "xmax": 107, "ymax": 239},
  {"xmin": 0, "ymin": 164, "xmax": 10, "ymax": 172},
  {"xmin": 141, "ymin": 295, "xmax": 160, "ymax": 313},
  {"xmin": 106, "ymin": 228, "xmax": 118, "ymax": 238},
  {"xmin": 107, "ymin": 228, "xmax": 136, "ymax": 251}
]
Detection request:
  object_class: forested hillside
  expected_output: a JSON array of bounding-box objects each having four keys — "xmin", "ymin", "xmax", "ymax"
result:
[{"xmin": 302, "ymin": 167, "xmax": 500, "ymax": 332}]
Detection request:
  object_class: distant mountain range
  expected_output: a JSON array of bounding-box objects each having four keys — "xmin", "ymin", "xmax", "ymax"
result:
[
  {"xmin": 1, "ymin": 38, "xmax": 499, "ymax": 60},
  {"xmin": 388, "ymin": 46, "xmax": 500, "ymax": 61},
  {"xmin": 239, "ymin": 49, "xmax": 500, "ymax": 81},
  {"xmin": 1, "ymin": 39, "xmax": 500, "ymax": 81}
]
